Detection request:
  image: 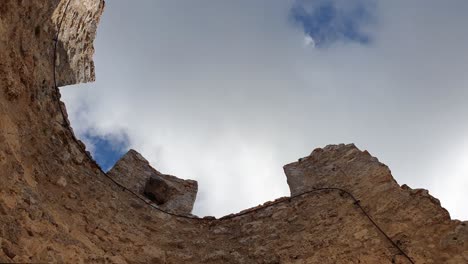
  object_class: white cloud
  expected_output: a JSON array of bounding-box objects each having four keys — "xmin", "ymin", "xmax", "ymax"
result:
[
  {"xmin": 303, "ymin": 35, "xmax": 315, "ymax": 47},
  {"xmin": 62, "ymin": 0, "xmax": 468, "ymax": 219}
]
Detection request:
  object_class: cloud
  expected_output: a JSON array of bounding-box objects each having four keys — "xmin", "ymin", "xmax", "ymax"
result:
[
  {"xmin": 62, "ymin": 0, "xmax": 468, "ymax": 219},
  {"xmin": 303, "ymin": 35, "xmax": 315, "ymax": 47}
]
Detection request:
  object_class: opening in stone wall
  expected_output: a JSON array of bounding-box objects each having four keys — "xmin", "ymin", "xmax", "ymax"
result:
[{"xmin": 61, "ymin": 0, "xmax": 468, "ymax": 219}]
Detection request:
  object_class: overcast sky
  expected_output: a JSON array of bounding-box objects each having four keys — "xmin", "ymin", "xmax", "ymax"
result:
[{"xmin": 62, "ymin": 0, "xmax": 468, "ymax": 219}]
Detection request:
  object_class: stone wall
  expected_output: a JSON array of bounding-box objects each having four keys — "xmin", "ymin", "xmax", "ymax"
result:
[
  {"xmin": 53, "ymin": 0, "xmax": 105, "ymax": 86},
  {"xmin": 108, "ymin": 149, "xmax": 198, "ymax": 215},
  {"xmin": 0, "ymin": 1, "xmax": 466, "ymax": 263},
  {"xmin": 284, "ymin": 144, "xmax": 468, "ymax": 263}
]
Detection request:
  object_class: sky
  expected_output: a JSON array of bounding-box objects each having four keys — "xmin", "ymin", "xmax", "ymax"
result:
[{"xmin": 61, "ymin": 0, "xmax": 468, "ymax": 219}]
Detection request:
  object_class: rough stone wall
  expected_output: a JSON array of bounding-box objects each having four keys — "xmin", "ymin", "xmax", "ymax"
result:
[
  {"xmin": 108, "ymin": 149, "xmax": 198, "ymax": 215},
  {"xmin": 0, "ymin": 1, "xmax": 466, "ymax": 263},
  {"xmin": 108, "ymin": 149, "xmax": 162, "ymax": 194},
  {"xmin": 284, "ymin": 144, "xmax": 468, "ymax": 263},
  {"xmin": 53, "ymin": 0, "xmax": 105, "ymax": 85}
]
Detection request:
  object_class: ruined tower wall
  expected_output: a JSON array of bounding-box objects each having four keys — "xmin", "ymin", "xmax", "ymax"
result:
[{"xmin": 0, "ymin": 1, "xmax": 466, "ymax": 263}]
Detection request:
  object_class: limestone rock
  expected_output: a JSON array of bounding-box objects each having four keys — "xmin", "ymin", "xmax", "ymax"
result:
[{"xmin": 108, "ymin": 149, "xmax": 198, "ymax": 215}]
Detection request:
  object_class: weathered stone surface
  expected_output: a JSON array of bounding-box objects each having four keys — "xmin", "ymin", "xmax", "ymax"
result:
[
  {"xmin": 0, "ymin": 1, "xmax": 467, "ymax": 263},
  {"xmin": 108, "ymin": 149, "xmax": 198, "ymax": 215},
  {"xmin": 107, "ymin": 149, "xmax": 156, "ymax": 194},
  {"xmin": 284, "ymin": 143, "xmax": 467, "ymax": 263},
  {"xmin": 144, "ymin": 174, "xmax": 198, "ymax": 214},
  {"xmin": 53, "ymin": 0, "xmax": 105, "ymax": 86}
]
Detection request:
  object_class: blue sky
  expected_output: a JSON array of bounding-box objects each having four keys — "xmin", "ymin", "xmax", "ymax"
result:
[
  {"xmin": 291, "ymin": 0, "xmax": 374, "ymax": 47},
  {"xmin": 63, "ymin": 0, "xmax": 468, "ymax": 219},
  {"xmin": 84, "ymin": 134, "xmax": 128, "ymax": 171}
]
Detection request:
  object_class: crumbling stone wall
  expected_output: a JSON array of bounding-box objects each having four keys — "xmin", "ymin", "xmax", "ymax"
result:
[
  {"xmin": 0, "ymin": 1, "xmax": 466, "ymax": 263},
  {"xmin": 108, "ymin": 149, "xmax": 198, "ymax": 215},
  {"xmin": 284, "ymin": 144, "xmax": 468, "ymax": 263}
]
